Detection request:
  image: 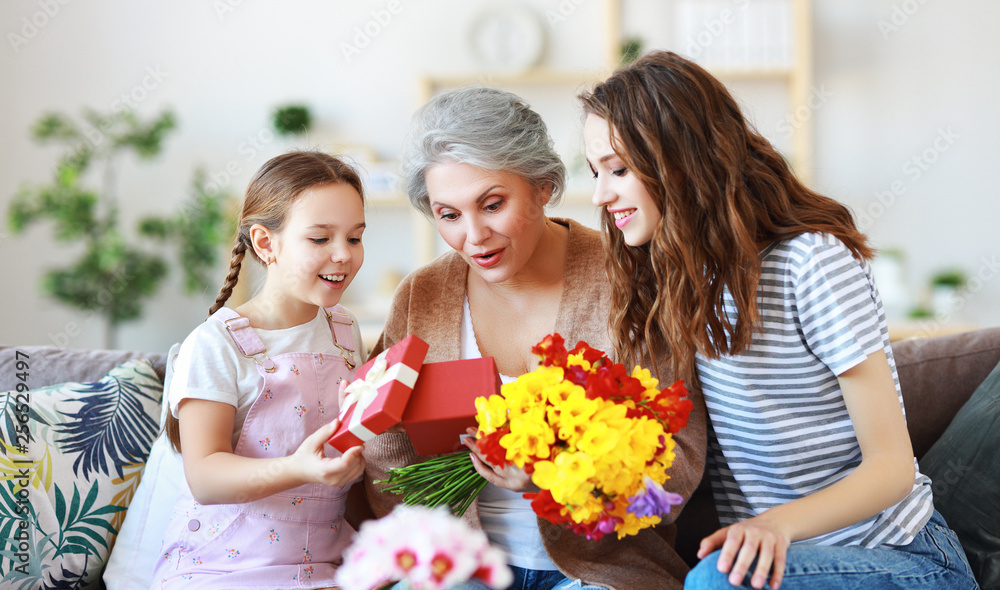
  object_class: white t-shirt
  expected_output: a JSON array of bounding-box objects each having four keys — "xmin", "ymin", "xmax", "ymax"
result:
[
  {"xmin": 168, "ymin": 306, "xmax": 365, "ymax": 449},
  {"xmin": 462, "ymin": 297, "xmax": 557, "ymax": 571}
]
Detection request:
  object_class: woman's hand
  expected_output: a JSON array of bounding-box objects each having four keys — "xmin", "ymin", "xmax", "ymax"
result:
[
  {"xmin": 697, "ymin": 514, "xmax": 791, "ymax": 590},
  {"xmin": 290, "ymin": 418, "xmax": 366, "ymax": 488},
  {"xmin": 463, "ymin": 428, "xmax": 532, "ymax": 492}
]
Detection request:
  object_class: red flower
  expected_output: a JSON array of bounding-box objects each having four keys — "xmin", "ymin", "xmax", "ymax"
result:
[
  {"xmin": 626, "ymin": 406, "xmax": 656, "ymax": 421},
  {"xmin": 395, "ymin": 548, "xmax": 417, "ymax": 572},
  {"xmin": 476, "ymin": 427, "xmax": 510, "ymax": 468},
  {"xmin": 524, "ymin": 489, "xmax": 569, "ymax": 526},
  {"xmin": 584, "ymin": 368, "xmax": 620, "ymax": 401},
  {"xmin": 618, "ymin": 373, "xmax": 646, "ymax": 403},
  {"xmin": 563, "ymin": 364, "xmax": 590, "ymax": 387},
  {"xmin": 532, "ymin": 334, "xmax": 568, "ymax": 367},
  {"xmin": 430, "ymin": 552, "xmax": 454, "ymax": 582},
  {"xmin": 569, "ymin": 340, "xmax": 606, "ymax": 365},
  {"xmin": 653, "ymin": 380, "xmax": 693, "ymax": 434},
  {"xmin": 568, "ymin": 514, "xmax": 621, "ymax": 542}
]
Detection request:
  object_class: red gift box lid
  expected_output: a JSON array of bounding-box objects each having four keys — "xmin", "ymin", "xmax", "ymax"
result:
[
  {"xmin": 328, "ymin": 334, "xmax": 429, "ymax": 452},
  {"xmin": 402, "ymin": 357, "xmax": 501, "ymax": 456}
]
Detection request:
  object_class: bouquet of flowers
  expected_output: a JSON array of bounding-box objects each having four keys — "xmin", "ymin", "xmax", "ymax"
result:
[
  {"xmin": 378, "ymin": 334, "xmax": 693, "ymax": 541},
  {"xmin": 335, "ymin": 505, "xmax": 512, "ymax": 590}
]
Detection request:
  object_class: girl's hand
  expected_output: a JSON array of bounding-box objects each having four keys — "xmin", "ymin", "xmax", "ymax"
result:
[
  {"xmin": 292, "ymin": 418, "xmax": 366, "ymax": 488},
  {"xmin": 463, "ymin": 427, "xmax": 532, "ymax": 492},
  {"xmin": 697, "ymin": 515, "xmax": 791, "ymax": 590}
]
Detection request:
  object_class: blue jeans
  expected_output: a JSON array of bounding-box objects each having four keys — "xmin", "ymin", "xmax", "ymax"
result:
[
  {"xmin": 441, "ymin": 566, "xmax": 608, "ymax": 589},
  {"xmin": 684, "ymin": 510, "xmax": 979, "ymax": 590}
]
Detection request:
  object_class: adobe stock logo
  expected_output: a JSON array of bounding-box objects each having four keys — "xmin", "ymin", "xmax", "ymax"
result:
[
  {"xmin": 776, "ymin": 85, "xmax": 834, "ymax": 139},
  {"xmin": 682, "ymin": 0, "xmax": 750, "ymax": 62},
  {"xmin": 340, "ymin": 1, "xmax": 403, "ymax": 64},
  {"xmin": 110, "ymin": 66, "xmax": 169, "ymax": 113},
  {"xmin": 878, "ymin": 0, "xmax": 930, "ymax": 40},
  {"xmin": 546, "ymin": 0, "xmax": 591, "ymax": 27},
  {"xmin": 7, "ymin": 0, "xmax": 73, "ymax": 54},
  {"xmin": 856, "ymin": 126, "xmax": 959, "ymax": 233}
]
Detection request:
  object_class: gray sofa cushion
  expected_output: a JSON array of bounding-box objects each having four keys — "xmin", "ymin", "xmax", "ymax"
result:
[
  {"xmin": 920, "ymin": 356, "xmax": 1000, "ymax": 587},
  {"xmin": 0, "ymin": 346, "xmax": 168, "ymax": 392},
  {"xmin": 891, "ymin": 327, "xmax": 1000, "ymax": 459}
]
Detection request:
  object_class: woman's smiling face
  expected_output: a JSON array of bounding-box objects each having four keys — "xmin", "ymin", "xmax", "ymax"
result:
[
  {"xmin": 425, "ymin": 161, "xmax": 549, "ymax": 284},
  {"xmin": 584, "ymin": 114, "xmax": 662, "ymax": 247}
]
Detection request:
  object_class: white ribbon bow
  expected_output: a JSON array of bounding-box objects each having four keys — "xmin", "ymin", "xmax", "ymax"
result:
[{"xmin": 338, "ymin": 348, "xmax": 419, "ymax": 442}]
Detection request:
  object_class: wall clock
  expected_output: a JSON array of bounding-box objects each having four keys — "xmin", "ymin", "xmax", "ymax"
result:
[{"xmin": 468, "ymin": 4, "xmax": 546, "ymax": 73}]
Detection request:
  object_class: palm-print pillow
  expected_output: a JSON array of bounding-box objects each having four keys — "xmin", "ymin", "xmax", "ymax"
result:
[{"xmin": 0, "ymin": 359, "xmax": 163, "ymax": 590}]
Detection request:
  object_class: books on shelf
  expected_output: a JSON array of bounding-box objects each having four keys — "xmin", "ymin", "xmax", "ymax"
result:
[{"xmin": 675, "ymin": 0, "xmax": 795, "ymax": 72}]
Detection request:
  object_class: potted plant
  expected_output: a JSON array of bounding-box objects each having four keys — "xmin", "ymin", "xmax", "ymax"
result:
[
  {"xmin": 929, "ymin": 268, "xmax": 967, "ymax": 319},
  {"xmin": 271, "ymin": 104, "xmax": 313, "ymax": 137},
  {"xmin": 8, "ymin": 108, "xmax": 233, "ymax": 348}
]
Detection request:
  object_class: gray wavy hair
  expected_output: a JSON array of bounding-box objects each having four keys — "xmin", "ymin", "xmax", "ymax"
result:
[{"xmin": 401, "ymin": 86, "xmax": 566, "ymax": 216}]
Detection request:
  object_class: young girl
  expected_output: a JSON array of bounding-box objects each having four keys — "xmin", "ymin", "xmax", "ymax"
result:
[
  {"xmin": 152, "ymin": 151, "xmax": 368, "ymax": 589},
  {"xmin": 580, "ymin": 52, "xmax": 978, "ymax": 590}
]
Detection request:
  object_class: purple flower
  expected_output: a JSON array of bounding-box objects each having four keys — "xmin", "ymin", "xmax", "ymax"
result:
[{"xmin": 627, "ymin": 476, "xmax": 684, "ymax": 518}]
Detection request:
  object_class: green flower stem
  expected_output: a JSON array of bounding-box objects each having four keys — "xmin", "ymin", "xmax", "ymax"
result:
[{"xmin": 375, "ymin": 450, "xmax": 487, "ymax": 516}]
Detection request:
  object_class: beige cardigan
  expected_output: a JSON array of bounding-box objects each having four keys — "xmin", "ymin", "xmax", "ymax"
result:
[{"xmin": 362, "ymin": 219, "xmax": 707, "ymax": 590}]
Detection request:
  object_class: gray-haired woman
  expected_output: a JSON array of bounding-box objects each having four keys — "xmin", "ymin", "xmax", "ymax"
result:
[{"xmin": 363, "ymin": 86, "xmax": 707, "ymax": 590}]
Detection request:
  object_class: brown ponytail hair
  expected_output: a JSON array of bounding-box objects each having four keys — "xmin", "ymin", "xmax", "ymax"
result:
[
  {"xmin": 166, "ymin": 151, "xmax": 365, "ymax": 452},
  {"xmin": 579, "ymin": 51, "xmax": 872, "ymax": 384}
]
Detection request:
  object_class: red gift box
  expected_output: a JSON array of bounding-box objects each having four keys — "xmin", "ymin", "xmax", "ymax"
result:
[
  {"xmin": 402, "ymin": 357, "xmax": 502, "ymax": 455},
  {"xmin": 328, "ymin": 335, "xmax": 430, "ymax": 453}
]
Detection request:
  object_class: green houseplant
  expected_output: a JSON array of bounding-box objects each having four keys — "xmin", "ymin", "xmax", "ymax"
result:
[
  {"xmin": 929, "ymin": 268, "xmax": 968, "ymax": 320},
  {"xmin": 271, "ymin": 104, "xmax": 313, "ymax": 137},
  {"xmin": 930, "ymin": 269, "xmax": 967, "ymax": 289},
  {"xmin": 8, "ymin": 108, "xmax": 233, "ymax": 348}
]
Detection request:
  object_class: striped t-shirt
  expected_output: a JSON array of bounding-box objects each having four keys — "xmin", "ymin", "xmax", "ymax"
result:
[{"xmin": 697, "ymin": 232, "xmax": 933, "ymax": 547}]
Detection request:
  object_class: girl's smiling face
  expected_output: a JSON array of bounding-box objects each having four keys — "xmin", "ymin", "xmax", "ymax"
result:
[
  {"xmin": 425, "ymin": 161, "xmax": 549, "ymax": 284},
  {"xmin": 267, "ymin": 182, "xmax": 365, "ymax": 315},
  {"xmin": 584, "ymin": 114, "xmax": 662, "ymax": 247}
]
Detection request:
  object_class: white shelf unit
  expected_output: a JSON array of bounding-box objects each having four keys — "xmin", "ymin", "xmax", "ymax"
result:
[{"xmin": 406, "ymin": 0, "xmax": 813, "ymax": 266}]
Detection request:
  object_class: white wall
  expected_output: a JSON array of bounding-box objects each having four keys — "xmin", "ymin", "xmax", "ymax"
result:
[{"xmin": 1, "ymin": 0, "xmax": 997, "ymax": 354}]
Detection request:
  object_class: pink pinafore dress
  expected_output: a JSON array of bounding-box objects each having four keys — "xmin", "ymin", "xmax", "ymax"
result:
[{"xmin": 153, "ymin": 306, "xmax": 360, "ymax": 589}]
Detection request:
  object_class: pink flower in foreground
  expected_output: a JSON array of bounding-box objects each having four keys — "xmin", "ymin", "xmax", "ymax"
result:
[{"xmin": 336, "ymin": 505, "xmax": 512, "ymax": 590}]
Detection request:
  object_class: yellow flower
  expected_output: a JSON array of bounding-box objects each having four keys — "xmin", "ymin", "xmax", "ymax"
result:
[
  {"xmin": 653, "ymin": 433, "xmax": 677, "ymax": 471},
  {"xmin": 501, "ymin": 407, "xmax": 554, "ymax": 466},
  {"xmin": 475, "ymin": 394, "xmax": 509, "ymax": 435},
  {"xmin": 597, "ymin": 460, "xmax": 640, "ymax": 496},
  {"xmin": 531, "ymin": 460, "xmax": 562, "ymax": 500},
  {"xmin": 631, "ymin": 365, "xmax": 659, "ymax": 390},
  {"xmin": 567, "ymin": 495, "xmax": 606, "ymax": 524},
  {"xmin": 566, "ymin": 352, "xmax": 592, "ymax": 372},
  {"xmin": 544, "ymin": 380, "xmax": 586, "ymax": 406},
  {"xmin": 501, "ymin": 366, "xmax": 562, "ymax": 417},
  {"xmin": 592, "ymin": 401, "xmax": 631, "ymax": 432},
  {"xmin": 624, "ymin": 418, "xmax": 666, "ymax": 464},
  {"xmin": 548, "ymin": 389, "xmax": 599, "ymax": 446},
  {"xmin": 532, "ymin": 452, "xmax": 597, "ymax": 507},
  {"xmin": 631, "ymin": 365, "xmax": 666, "ymax": 405},
  {"xmin": 618, "ymin": 512, "xmax": 660, "ymax": 539},
  {"xmin": 576, "ymin": 421, "xmax": 617, "ymax": 458}
]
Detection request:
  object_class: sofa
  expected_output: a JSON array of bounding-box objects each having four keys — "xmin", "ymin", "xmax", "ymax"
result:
[{"xmin": 1, "ymin": 326, "xmax": 998, "ymax": 588}]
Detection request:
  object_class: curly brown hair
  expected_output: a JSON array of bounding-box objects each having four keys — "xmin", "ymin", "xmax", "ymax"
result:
[{"xmin": 579, "ymin": 51, "xmax": 872, "ymax": 383}]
